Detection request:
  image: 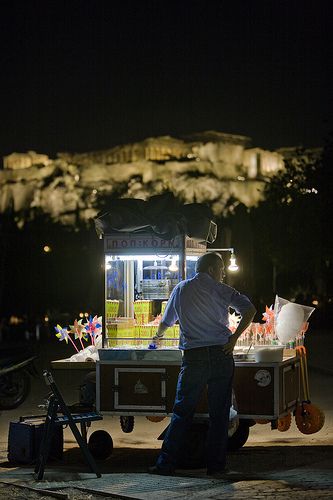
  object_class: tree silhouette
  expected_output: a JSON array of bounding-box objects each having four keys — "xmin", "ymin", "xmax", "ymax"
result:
[{"xmin": 248, "ymin": 137, "xmax": 333, "ymax": 322}]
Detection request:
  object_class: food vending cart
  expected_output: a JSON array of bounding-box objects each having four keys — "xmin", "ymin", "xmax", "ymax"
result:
[
  {"xmin": 95, "ymin": 227, "xmax": 304, "ymax": 464},
  {"xmin": 51, "ymin": 197, "xmax": 324, "ymax": 465}
]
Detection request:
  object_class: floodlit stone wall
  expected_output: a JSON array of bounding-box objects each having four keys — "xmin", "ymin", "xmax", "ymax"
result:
[
  {"xmin": 0, "ymin": 131, "xmax": 293, "ymax": 225},
  {"xmin": 243, "ymin": 148, "xmax": 285, "ymax": 178},
  {"xmin": 3, "ymin": 151, "xmax": 52, "ymax": 170}
]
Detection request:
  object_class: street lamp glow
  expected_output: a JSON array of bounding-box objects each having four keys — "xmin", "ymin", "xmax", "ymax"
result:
[
  {"xmin": 207, "ymin": 247, "xmax": 239, "ymax": 272},
  {"xmin": 228, "ymin": 253, "xmax": 239, "ymax": 272}
]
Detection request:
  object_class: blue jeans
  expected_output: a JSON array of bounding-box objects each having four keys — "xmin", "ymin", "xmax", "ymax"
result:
[{"xmin": 156, "ymin": 345, "xmax": 234, "ymax": 472}]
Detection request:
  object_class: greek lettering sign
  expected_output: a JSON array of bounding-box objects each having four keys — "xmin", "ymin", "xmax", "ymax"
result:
[{"xmin": 104, "ymin": 234, "xmax": 182, "ymax": 254}]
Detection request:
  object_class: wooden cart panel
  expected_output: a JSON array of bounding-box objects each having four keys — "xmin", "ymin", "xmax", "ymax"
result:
[
  {"xmin": 233, "ymin": 358, "xmax": 300, "ymax": 418},
  {"xmin": 99, "ymin": 363, "xmax": 180, "ymax": 413},
  {"xmin": 52, "ymin": 356, "xmax": 300, "ymax": 420}
]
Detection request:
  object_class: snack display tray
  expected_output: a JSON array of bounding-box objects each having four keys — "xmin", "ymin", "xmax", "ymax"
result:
[{"xmin": 98, "ymin": 348, "xmax": 182, "ymax": 362}]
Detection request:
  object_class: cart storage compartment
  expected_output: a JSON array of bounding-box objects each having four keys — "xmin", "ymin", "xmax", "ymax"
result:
[
  {"xmin": 99, "ymin": 363, "xmax": 180, "ymax": 412},
  {"xmin": 233, "ymin": 357, "xmax": 300, "ymax": 418},
  {"xmin": 97, "ymin": 350, "xmax": 180, "ymax": 413}
]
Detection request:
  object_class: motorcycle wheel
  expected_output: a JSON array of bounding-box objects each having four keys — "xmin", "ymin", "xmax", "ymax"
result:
[{"xmin": 0, "ymin": 370, "xmax": 31, "ymax": 409}]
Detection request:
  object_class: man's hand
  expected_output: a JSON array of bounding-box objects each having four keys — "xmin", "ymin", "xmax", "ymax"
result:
[
  {"xmin": 222, "ymin": 335, "xmax": 237, "ymax": 356},
  {"xmin": 151, "ymin": 335, "xmax": 163, "ymax": 348}
]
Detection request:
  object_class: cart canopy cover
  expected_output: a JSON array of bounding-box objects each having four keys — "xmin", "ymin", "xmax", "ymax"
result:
[{"xmin": 94, "ymin": 193, "xmax": 217, "ymax": 243}]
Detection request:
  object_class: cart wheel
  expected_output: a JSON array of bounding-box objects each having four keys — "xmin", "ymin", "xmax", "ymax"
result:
[
  {"xmin": 227, "ymin": 420, "xmax": 250, "ymax": 451},
  {"xmin": 177, "ymin": 422, "xmax": 208, "ymax": 469},
  {"xmin": 120, "ymin": 415, "xmax": 135, "ymax": 433},
  {"xmin": 295, "ymin": 402, "xmax": 325, "ymax": 434},
  {"xmin": 88, "ymin": 430, "xmax": 113, "ymax": 460},
  {"xmin": 277, "ymin": 413, "xmax": 292, "ymax": 432}
]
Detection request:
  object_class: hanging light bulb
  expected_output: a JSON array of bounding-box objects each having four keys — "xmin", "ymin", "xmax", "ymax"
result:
[
  {"xmin": 168, "ymin": 257, "xmax": 179, "ymax": 272},
  {"xmin": 228, "ymin": 252, "xmax": 239, "ymax": 272}
]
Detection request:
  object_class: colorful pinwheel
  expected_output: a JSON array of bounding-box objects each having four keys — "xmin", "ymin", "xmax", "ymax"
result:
[
  {"xmin": 54, "ymin": 314, "xmax": 103, "ymax": 350},
  {"xmin": 55, "ymin": 324, "xmax": 79, "ymax": 352},
  {"xmin": 262, "ymin": 305, "xmax": 275, "ymax": 335},
  {"xmin": 69, "ymin": 319, "xmax": 87, "ymax": 350},
  {"xmin": 84, "ymin": 315, "xmax": 102, "ymax": 345}
]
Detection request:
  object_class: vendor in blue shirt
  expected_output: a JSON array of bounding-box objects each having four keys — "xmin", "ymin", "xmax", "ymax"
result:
[{"xmin": 149, "ymin": 252, "xmax": 256, "ymax": 478}]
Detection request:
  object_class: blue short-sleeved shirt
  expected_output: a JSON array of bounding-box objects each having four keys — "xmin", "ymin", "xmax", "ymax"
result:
[{"xmin": 162, "ymin": 272, "xmax": 253, "ymax": 350}]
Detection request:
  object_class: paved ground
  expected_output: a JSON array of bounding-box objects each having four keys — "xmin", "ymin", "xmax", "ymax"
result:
[{"xmin": 0, "ymin": 329, "xmax": 332, "ymax": 498}]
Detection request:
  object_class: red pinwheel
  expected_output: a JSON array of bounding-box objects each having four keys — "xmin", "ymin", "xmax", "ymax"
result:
[
  {"xmin": 84, "ymin": 315, "xmax": 102, "ymax": 345},
  {"xmin": 262, "ymin": 305, "xmax": 275, "ymax": 335}
]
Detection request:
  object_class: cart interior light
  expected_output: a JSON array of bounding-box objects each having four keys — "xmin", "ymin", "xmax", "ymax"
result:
[
  {"xmin": 106, "ymin": 255, "xmax": 177, "ymax": 262},
  {"xmin": 228, "ymin": 253, "xmax": 239, "ymax": 272},
  {"xmin": 169, "ymin": 258, "xmax": 179, "ymax": 272},
  {"xmin": 143, "ymin": 265, "xmax": 168, "ymax": 270}
]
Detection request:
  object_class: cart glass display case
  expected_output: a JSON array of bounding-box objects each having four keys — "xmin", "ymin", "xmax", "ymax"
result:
[{"xmin": 102, "ymin": 233, "xmax": 207, "ymax": 348}]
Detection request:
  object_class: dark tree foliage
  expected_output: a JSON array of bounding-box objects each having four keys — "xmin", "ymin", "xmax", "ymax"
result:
[
  {"xmin": 254, "ymin": 149, "xmax": 320, "ymax": 282},
  {"xmin": 248, "ymin": 137, "xmax": 333, "ymax": 324}
]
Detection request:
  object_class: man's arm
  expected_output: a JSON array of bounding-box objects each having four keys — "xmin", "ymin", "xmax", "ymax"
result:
[
  {"xmin": 222, "ymin": 304, "xmax": 256, "ymax": 355},
  {"xmin": 151, "ymin": 286, "xmax": 179, "ymax": 345},
  {"xmin": 151, "ymin": 321, "xmax": 169, "ymax": 344}
]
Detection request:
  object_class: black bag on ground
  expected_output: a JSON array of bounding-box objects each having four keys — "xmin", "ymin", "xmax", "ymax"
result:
[{"xmin": 7, "ymin": 416, "xmax": 63, "ymax": 464}]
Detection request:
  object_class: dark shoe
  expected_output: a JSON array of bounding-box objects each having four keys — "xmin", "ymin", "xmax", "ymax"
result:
[{"xmin": 148, "ymin": 465, "xmax": 175, "ymax": 476}]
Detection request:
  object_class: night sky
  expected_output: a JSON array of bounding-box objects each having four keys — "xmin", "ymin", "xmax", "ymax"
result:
[{"xmin": 1, "ymin": 0, "xmax": 332, "ymax": 160}]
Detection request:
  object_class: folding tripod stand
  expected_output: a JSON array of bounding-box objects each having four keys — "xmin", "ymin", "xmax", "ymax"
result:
[{"xmin": 34, "ymin": 370, "xmax": 103, "ymax": 480}]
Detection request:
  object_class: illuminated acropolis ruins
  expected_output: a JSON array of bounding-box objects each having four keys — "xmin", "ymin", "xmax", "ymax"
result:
[{"xmin": 1, "ymin": 131, "xmax": 314, "ymax": 226}]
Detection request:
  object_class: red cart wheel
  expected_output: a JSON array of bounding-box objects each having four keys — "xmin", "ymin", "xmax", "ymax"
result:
[
  {"xmin": 295, "ymin": 402, "xmax": 325, "ymax": 434},
  {"xmin": 146, "ymin": 416, "xmax": 165, "ymax": 422},
  {"xmin": 277, "ymin": 413, "xmax": 291, "ymax": 432}
]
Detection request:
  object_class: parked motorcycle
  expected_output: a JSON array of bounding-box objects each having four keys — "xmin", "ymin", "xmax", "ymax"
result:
[{"xmin": 0, "ymin": 348, "xmax": 38, "ymax": 409}]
